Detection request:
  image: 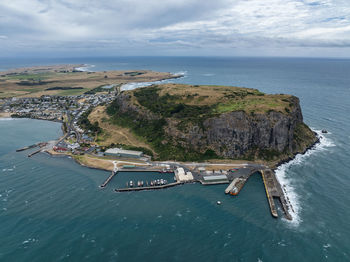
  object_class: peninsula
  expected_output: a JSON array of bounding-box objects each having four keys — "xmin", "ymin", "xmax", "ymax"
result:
[{"xmin": 0, "ymin": 66, "xmax": 318, "ymax": 221}]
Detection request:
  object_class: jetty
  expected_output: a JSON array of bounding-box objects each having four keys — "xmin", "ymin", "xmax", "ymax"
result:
[
  {"xmin": 100, "ymin": 170, "xmax": 117, "ymax": 188},
  {"xmin": 16, "ymin": 142, "xmax": 49, "ymax": 157},
  {"xmin": 28, "ymin": 149, "xmax": 42, "ymax": 157},
  {"xmin": 16, "ymin": 143, "xmax": 39, "ymax": 152},
  {"xmin": 115, "ymin": 182, "xmax": 181, "ymax": 192},
  {"xmin": 100, "ymin": 161, "xmax": 119, "ymax": 188},
  {"xmin": 261, "ymin": 169, "xmax": 292, "ymax": 220}
]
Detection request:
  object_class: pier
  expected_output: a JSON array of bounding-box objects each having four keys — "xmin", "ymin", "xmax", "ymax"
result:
[
  {"xmin": 261, "ymin": 169, "xmax": 292, "ymax": 220},
  {"xmin": 100, "ymin": 170, "xmax": 118, "ymax": 188},
  {"xmin": 115, "ymin": 182, "xmax": 181, "ymax": 192},
  {"xmin": 16, "ymin": 143, "xmax": 38, "ymax": 152},
  {"xmin": 16, "ymin": 142, "xmax": 49, "ymax": 157},
  {"xmin": 28, "ymin": 149, "xmax": 42, "ymax": 157},
  {"xmin": 100, "ymin": 161, "xmax": 118, "ymax": 188}
]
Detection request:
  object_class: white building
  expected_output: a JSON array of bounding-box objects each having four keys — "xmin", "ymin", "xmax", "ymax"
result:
[{"xmin": 175, "ymin": 167, "xmax": 194, "ymax": 182}]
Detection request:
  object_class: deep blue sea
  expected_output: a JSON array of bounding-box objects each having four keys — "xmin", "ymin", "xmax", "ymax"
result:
[{"xmin": 1, "ymin": 57, "xmax": 350, "ymax": 261}]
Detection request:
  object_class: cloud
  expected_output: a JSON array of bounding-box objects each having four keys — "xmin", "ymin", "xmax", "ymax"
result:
[{"xmin": 0, "ymin": 0, "xmax": 349, "ymax": 56}]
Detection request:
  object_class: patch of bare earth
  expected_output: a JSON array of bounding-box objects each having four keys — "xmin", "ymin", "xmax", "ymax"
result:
[{"xmin": 88, "ymin": 106, "xmax": 156, "ymax": 155}]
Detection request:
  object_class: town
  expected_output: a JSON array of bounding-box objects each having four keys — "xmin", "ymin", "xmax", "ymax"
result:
[{"xmin": 0, "ymin": 87, "xmax": 117, "ymax": 154}]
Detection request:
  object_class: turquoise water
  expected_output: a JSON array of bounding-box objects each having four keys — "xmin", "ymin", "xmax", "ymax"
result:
[{"xmin": 1, "ymin": 57, "xmax": 350, "ymax": 261}]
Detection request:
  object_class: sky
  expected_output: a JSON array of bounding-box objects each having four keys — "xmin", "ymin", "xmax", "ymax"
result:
[{"xmin": 0, "ymin": 0, "xmax": 350, "ymax": 58}]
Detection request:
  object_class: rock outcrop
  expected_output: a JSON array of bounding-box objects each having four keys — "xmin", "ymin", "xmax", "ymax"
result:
[{"xmin": 107, "ymin": 84, "xmax": 317, "ymax": 162}]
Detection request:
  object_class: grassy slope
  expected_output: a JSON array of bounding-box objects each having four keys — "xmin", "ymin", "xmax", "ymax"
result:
[{"xmin": 88, "ymin": 105, "xmax": 156, "ymax": 156}]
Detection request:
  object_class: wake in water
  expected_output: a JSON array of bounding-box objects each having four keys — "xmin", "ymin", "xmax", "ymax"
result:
[{"xmin": 275, "ymin": 129, "xmax": 335, "ymax": 225}]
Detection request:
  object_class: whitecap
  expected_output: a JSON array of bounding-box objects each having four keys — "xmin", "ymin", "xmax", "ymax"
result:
[
  {"xmin": 202, "ymin": 73, "xmax": 215, "ymax": 77},
  {"xmin": 173, "ymin": 71, "xmax": 187, "ymax": 77},
  {"xmin": 175, "ymin": 211, "xmax": 182, "ymax": 217},
  {"xmin": 323, "ymin": 243, "xmax": 331, "ymax": 249},
  {"xmin": 275, "ymin": 129, "xmax": 335, "ymax": 225},
  {"xmin": 22, "ymin": 238, "xmax": 37, "ymax": 245},
  {"xmin": 75, "ymin": 64, "xmax": 95, "ymax": 72},
  {"xmin": 120, "ymin": 77, "xmax": 175, "ymax": 91}
]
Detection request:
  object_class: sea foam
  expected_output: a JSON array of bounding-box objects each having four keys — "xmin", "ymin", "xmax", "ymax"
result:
[
  {"xmin": 275, "ymin": 129, "xmax": 335, "ymax": 226},
  {"xmin": 75, "ymin": 64, "xmax": 95, "ymax": 72}
]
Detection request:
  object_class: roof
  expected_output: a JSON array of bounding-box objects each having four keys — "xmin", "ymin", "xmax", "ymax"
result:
[
  {"xmin": 105, "ymin": 148, "xmax": 143, "ymax": 156},
  {"xmin": 203, "ymin": 175, "xmax": 228, "ymax": 181}
]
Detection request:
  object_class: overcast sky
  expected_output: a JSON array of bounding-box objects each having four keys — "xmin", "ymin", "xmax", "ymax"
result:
[{"xmin": 1, "ymin": 0, "xmax": 350, "ymax": 57}]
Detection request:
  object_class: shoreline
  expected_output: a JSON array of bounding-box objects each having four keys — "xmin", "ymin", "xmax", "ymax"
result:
[
  {"xmin": 0, "ymin": 112, "xmax": 11, "ymax": 118},
  {"xmin": 5, "ymin": 116, "xmax": 320, "ymax": 173},
  {"xmin": 273, "ymin": 131, "xmax": 320, "ymax": 171}
]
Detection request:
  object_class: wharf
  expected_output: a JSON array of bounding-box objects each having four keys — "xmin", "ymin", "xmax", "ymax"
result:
[
  {"xmin": 261, "ymin": 169, "xmax": 292, "ymax": 220},
  {"xmin": 16, "ymin": 144, "xmax": 38, "ymax": 152},
  {"xmin": 100, "ymin": 170, "xmax": 117, "ymax": 188},
  {"xmin": 115, "ymin": 182, "xmax": 182, "ymax": 192},
  {"xmin": 200, "ymin": 180, "xmax": 229, "ymax": 185},
  {"xmin": 118, "ymin": 167, "xmax": 173, "ymax": 173},
  {"xmin": 28, "ymin": 149, "xmax": 42, "ymax": 157},
  {"xmin": 225, "ymin": 177, "xmax": 247, "ymax": 195}
]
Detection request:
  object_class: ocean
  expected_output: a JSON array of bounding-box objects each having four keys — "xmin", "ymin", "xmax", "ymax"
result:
[{"xmin": 0, "ymin": 57, "xmax": 349, "ymax": 261}]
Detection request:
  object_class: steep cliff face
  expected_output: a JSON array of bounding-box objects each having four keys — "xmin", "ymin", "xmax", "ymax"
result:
[
  {"xmin": 165, "ymin": 98, "xmax": 316, "ymax": 160},
  {"xmin": 107, "ymin": 84, "xmax": 317, "ymax": 162}
]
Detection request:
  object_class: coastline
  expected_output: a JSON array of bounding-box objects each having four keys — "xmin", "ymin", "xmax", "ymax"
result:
[
  {"xmin": 273, "ymin": 131, "xmax": 320, "ymax": 170},
  {"xmin": 0, "ymin": 112, "xmax": 11, "ymax": 118},
  {"xmin": 3, "ymin": 115, "xmax": 320, "ymax": 174}
]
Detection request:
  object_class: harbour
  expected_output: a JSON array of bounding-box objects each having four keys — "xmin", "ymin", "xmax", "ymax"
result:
[
  {"xmin": 104, "ymin": 162, "xmax": 294, "ymax": 220},
  {"xmin": 16, "ymin": 140, "xmax": 294, "ymax": 220}
]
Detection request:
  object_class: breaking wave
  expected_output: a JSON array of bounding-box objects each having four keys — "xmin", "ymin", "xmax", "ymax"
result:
[
  {"xmin": 275, "ymin": 129, "xmax": 335, "ymax": 226},
  {"xmin": 120, "ymin": 78, "xmax": 180, "ymax": 91},
  {"xmin": 75, "ymin": 64, "xmax": 95, "ymax": 72},
  {"xmin": 173, "ymin": 71, "xmax": 187, "ymax": 77}
]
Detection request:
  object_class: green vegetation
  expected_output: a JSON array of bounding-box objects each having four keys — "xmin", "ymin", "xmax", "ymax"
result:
[
  {"xmin": 3, "ymin": 72, "xmax": 53, "ymax": 81},
  {"xmin": 293, "ymin": 122, "xmax": 316, "ymax": 150},
  {"xmin": 17, "ymin": 80, "xmax": 56, "ymax": 86},
  {"xmin": 106, "ymin": 97, "xmax": 221, "ymax": 161},
  {"xmin": 132, "ymin": 84, "xmax": 293, "ymax": 117},
  {"xmin": 84, "ymin": 85, "xmax": 108, "ymax": 94},
  {"xmin": 124, "ymin": 71, "xmax": 144, "ymax": 76},
  {"xmin": 133, "ymin": 86, "xmax": 213, "ymax": 118},
  {"xmin": 46, "ymin": 86, "xmax": 83, "ymax": 91},
  {"xmin": 78, "ymin": 108, "xmax": 102, "ymax": 136}
]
